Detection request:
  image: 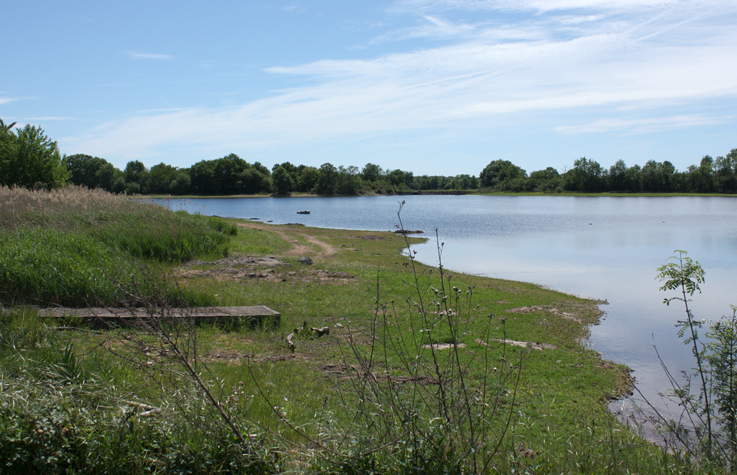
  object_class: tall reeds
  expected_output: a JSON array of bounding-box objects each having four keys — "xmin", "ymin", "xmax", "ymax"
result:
[{"xmin": 0, "ymin": 185, "xmax": 233, "ymax": 307}]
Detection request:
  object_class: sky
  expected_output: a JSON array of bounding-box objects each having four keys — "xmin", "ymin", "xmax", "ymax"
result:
[{"xmin": 1, "ymin": 0, "xmax": 736, "ymax": 176}]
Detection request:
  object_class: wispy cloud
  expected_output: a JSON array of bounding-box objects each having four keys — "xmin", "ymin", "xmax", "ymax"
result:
[
  {"xmin": 392, "ymin": 0, "xmax": 730, "ymax": 14},
  {"xmin": 126, "ymin": 51, "xmax": 174, "ymax": 60},
  {"xmin": 554, "ymin": 114, "xmax": 729, "ymax": 134},
  {"xmin": 0, "ymin": 97, "xmax": 17, "ymax": 105},
  {"xmin": 281, "ymin": 3, "xmax": 303, "ymax": 13},
  {"xmin": 370, "ymin": 15, "xmax": 480, "ymax": 43},
  {"xmin": 21, "ymin": 116, "xmax": 72, "ymax": 122},
  {"xmin": 68, "ymin": 1, "xmax": 737, "ymax": 162}
]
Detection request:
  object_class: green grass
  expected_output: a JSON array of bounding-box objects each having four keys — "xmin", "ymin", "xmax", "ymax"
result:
[
  {"xmin": 0, "ymin": 186, "xmax": 234, "ymax": 307},
  {"xmin": 0, "ymin": 187, "xmax": 721, "ymax": 473}
]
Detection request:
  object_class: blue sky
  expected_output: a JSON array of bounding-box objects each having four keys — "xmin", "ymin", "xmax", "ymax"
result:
[{"xmin": 2, "ymin": 0, "xmax": 736, "ymax": 175}]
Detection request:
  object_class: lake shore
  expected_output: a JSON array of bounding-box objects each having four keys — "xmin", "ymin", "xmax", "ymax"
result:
[
  {"xmin": 142, "ymin": 190, "xmax": 737, "ymax": 199},
  {"xmin": 1, "ymin": 187, "xmax": 694, "ymax": 472}
]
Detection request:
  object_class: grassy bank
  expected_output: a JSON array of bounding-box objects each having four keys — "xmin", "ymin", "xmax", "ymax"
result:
[
  {"xmin": 0, "ymin": 185, "xmax": 235, "ymax": 307},
  {"xmin": 0, "ymin": 186, "xmax": 712, "ymax": 473}
]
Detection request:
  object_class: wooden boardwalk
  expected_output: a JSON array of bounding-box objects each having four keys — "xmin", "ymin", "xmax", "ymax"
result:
[{"xmin": 37, "ymin": 306, "xmax": 281, "ymax": 328}]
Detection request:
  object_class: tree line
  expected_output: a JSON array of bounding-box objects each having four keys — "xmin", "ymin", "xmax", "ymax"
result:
[
  {"xmin": 56, "ymin": 153, "xmax": 472, "ymax": 196},
  {"xmin": 2, "ymin": 118, "xmax": 736, "ymax": 195},
  {"xmin": 479, "ymin": 153, "xmax": 737, "ymax": 194}
]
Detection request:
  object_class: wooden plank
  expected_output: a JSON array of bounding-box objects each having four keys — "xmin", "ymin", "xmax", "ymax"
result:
[{"xmin": 37, "ymin": 306, "xmax": 281, "ymax": 328}]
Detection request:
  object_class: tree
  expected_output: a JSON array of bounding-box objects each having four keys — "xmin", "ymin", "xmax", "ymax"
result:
[
  {"xmin": 0, "ymin": 118, "xmax": 16, "ymax": 132},
  {"xmin": 564, "ymin": 157, "xmax": 603, "ymax": 192},
  {"xmin": 314, "ymin": 163, "xmax": 338, "ymax": 195},
  {"xmin": 387, "ymin": 169, "xmax": 413, "ymax": 189},
  {"xmin": 0, "ymin": 123, "xmax": 69, "ymax": 189},
  {"xmin": 170, "ymin": 172, "xmax": 191, "ymax": 195},
  {"xmin": 189, "ymin": 154, "xmax": 271, "ymax": 195},
  {"xmin": 272, "ymin": 166, "xmax": 295, "ymax": 195},
  {"xmin": 623, "ymin": 164, "xmax": 642, "ymax": 192},
  {"xmin": 528, "ymin": 167, "xmax": 562, "ymax": 192},
  {"xmin": 124, "ymin": 160, "xmax": 149, "ymax": 193},
  {"xmin": 272, "ymin": 162, "xmax": 299, "ymax": 187},
  {"xmin": 715, "ymin": 152, "xmax": 737, "ymax": 193},
  {"xmin": 95, "ymin": 163, "xmax": 121, "ymax": 191},
  {"xmin": 297, "ymin": 166, "xmax": 320, "ymax": 192},
  {"xmin": 608, "ymin": 160, "xmax": 627, "ymax": 192},
  {"xmin": 148, "ymin": 163, "xmax": 180, "ymax": 194},
  {"xmin": 361, "ymin": 163, "xmax": 383, "ymax": 183},
  {"xmin": 657, "ymin": 251, "xmax": 713, "ymax": 453},
  {"xmin": 335, "ymin": 166, "xmax": 362, "ymax": 195},
  {"xmin": 64, "ymin": 154, "xmax": 112, "ymax": 189},
  {"xmin": 479, "ymin": 160, "xmax": 525, "ymax": 189},
  {"xmin": 687, "ymin": 155, "xmax": 716, "ymax": 193}
]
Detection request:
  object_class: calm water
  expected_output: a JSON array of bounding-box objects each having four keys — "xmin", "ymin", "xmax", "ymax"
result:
[{"xmin": 160, "ymin": 195, "xmax": 737, "ymax": 417}]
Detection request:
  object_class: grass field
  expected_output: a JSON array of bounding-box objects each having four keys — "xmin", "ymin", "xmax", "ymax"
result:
[{"xmin": 0, "ymin": 186, "xmax": 715, "ymax": 473}]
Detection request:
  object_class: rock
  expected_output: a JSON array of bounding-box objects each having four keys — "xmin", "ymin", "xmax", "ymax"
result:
[{"xmin": 298, "ymin": 256, "xmax": 313, "ymax": 265}]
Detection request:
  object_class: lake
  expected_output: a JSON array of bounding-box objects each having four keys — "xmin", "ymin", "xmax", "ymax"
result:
[{"xmin": 159, "ymin": 194, "xmax": 737, "ymax": 419}]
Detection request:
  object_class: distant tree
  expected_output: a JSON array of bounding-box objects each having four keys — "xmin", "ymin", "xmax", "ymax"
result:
[
  {"xmin": 148, "ymin": 163, "xmax": 180, "ymax": 194},
  {"xmin": 335, "ymin": 166, "xmax": 362, "ymax": 195},
  {"xmin": 238, "ymin": 167, "xmax": 271, "ymax": 194},
  {"xmin": 170, "ymin": 172, "xmax": 191, "ymax": 195},
  {"xmin": 64, "ymin": 154, "xmax": 112, "ymax": 189},
  {"xmin": 446, "ymin": 174, "xmax": 478, "ymax": 190},
  {"xmin": 298, "ymin": 166, "xmax": 320, "ymax": 192},
  {"xmin": 564, "ymin": 157, "xmax": 603, "ymax": 192},
  {"xmin": 387, "ymin": 169, "xmax": 413, "ymax": 189},
  {"xmin": 479, "ymin": 160, "xmax": 526, "ymax": 189},
  {"xmin": 125, "ymin": 181, "xmax": 141, "ymax": 195},
  {"xmin": 272, "ymin": 166, "xmax": 295, "ymax": 195},
  {"xmin": 95, "ymin": 163, "xmax": 121, "ymax": 191},
  {"xmin": 686, "ymin": 156, "xmax": 716, "ymax": 193},
  {"xmin": 124, "ymin": 160, "xmax": 149, "ymax": 193},
  {"xmin": 623, "ymin": 164, "xmax": 642, "ymax": 192},
  {"xmin": 112, "ymin": 176, "xmax": 127, "ymax": 194},
  {"xmin": 715, "ymin": 150, "xmax": 737, "ymax": 193},
  {"xmin": 189, "ymin": 154, "xmax": 270, "ymax": 195},
  {"xmin": 314, "ymin": 163, "xmax": 338, "ymax": 195},
  {"xmin": 361, "ymin": 163, "xmax": 383, "ymax": 183},
  {"xmin": 0, "ymin": 124, "xmax": 69, "ymax": 189},
  {"xmin": 607, "ymin": 160, "xmax": 628, "ymax": 192},
  {"xmin": 189, "ymin": 160, "xmax": 216, "ymax": 194},
  {"xmin": 272, "ymin": 162, "xmax": 299, "ymax": 187},
  {"xmin": 528, "ymin": 167, "xmax": 562, "ymax": 192}
]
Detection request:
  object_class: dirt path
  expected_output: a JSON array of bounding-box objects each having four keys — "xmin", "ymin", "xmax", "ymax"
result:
[{"xmin": 237, "ymin": 221, "xmax": 339, "ymax": 258}]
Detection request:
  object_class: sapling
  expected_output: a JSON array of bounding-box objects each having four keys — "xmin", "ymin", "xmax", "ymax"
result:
[{"xmin": 656, "ymin": 250, "xmax": 713, "ymax": 455}]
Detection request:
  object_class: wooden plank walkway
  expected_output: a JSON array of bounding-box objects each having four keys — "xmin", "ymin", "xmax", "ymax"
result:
[{"xmin": 37, "ymin": 306, "xmax": 281, "ymax": 328}]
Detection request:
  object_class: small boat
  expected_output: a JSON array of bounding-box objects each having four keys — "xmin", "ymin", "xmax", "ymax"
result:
[{"xmin": 297, "ymin": 210, "xmax": 310, "ymax": 215}]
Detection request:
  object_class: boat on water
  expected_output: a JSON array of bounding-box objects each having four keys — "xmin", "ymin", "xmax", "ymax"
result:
[{"xmin": 297, "ymin": 210, "xmax": 310, "ymax": 214}]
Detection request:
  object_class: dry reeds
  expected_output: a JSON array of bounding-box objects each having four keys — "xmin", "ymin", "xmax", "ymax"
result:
[{"xmin": 0, "ymin": 185, "xmax": 149, "ymax": 229}]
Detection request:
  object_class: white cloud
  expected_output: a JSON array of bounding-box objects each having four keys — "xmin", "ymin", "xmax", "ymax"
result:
[
  {"xmin": 559, "ymin": 14, "xmax": 606, "ymax": 24},
  {"xmin": 68, "ymin": 1, "xmax": 737, "ymax": 161},
  {"xmin": 21, "ymin": 116, "xmax": 71, "ymax": 122},
  {"xmin": 0, "ymin": 97, "xmax": 17, "ymax": 105},
  {"xmin": 554, "ymin": 114, "xmax": 729, "ymax": 134},
  {"xmin": 392, "ymin": 0, "xmax": 731, "ymax": 14},
  {"xmin": 126, "ymin": 51, "xmax": 174, "ymax": 60},
  {"xmin": 281, "ymin": 3, "xmax": 302, "ymax": 13}
]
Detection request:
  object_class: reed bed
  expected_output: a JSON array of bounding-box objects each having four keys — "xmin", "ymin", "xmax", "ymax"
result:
[{"xmin": 0, "ymin": 185, "xmax": 233, "ymax": 307}]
